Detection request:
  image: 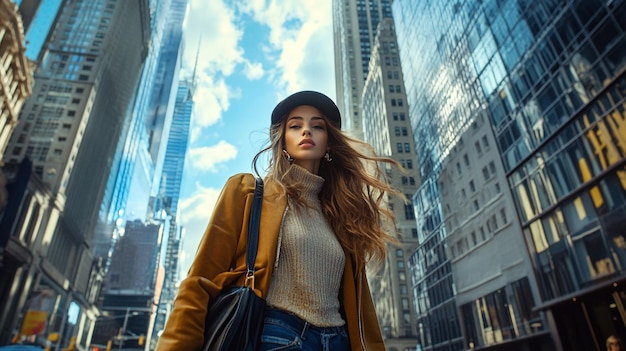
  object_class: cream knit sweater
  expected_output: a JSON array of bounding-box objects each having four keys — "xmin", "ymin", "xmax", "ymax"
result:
[{"xmin": 266, "ymin": 165, "xmax": 346, "ymax": 327}]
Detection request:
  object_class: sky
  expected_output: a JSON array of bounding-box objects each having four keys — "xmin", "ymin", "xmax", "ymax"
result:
[{"xmin": 176, "ymin": 0, "xmax": 336, "ymax": 275}]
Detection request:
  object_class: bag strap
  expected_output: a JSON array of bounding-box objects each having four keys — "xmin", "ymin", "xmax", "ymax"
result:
[{"xmin": 244, "ymin": 177, "xmax": 264, "ymax": 289}]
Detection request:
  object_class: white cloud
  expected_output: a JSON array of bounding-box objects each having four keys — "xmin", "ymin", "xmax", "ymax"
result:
[
  {"xmin": 188, "ymin": 140, "xmax": 238, "ymax": 172},
  {"xmin": 183, "ymin": 0, "xmax": 267, "ymax": 141},
  {"xmin": 236, "ymin": 0, "xmax": 336, "ymax": 98},
  {"xmin": 178, "ymin": 184, "xmax": 223, "ymax": 276},
  {"xmin": 243, "ymin": 61, "xmax": 265, "ymax": 80}
]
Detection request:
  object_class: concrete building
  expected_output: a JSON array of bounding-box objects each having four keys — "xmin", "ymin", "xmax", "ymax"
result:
[
  {"xmin": 93, "ymin": 220, "xmax": 163, "ymax": 349},
  {"xmin": 361, "ymin": 17, "xmax": 420, "ymax": 351},
  {"xmin": 1, "ymin": 0, "xmax": 150, "ymax": 348},
  {"xmin": 0, "ymin": 0, "xmax": 33, "ymax": 209},
  {"xmin": 438, "ymin": 111, "xmax": 551, "ymax": 349},
  {"xmin": 333, "ymin": 0, "xmax": 393, "ymax": 139}
]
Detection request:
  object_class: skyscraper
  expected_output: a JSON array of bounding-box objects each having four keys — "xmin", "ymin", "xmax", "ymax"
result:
[
  {"xmin": 333, "ymin": 0, "xmax": 393, "ymax": 139},
  {"xmin": 93, "ymin": 0, "xmax": 187, "ymax": 263},
  {"xmin": 393, "ymin": 0, "xmax": 626, "ymax": 349},
  {"xmin": 1, "ymin": 0, "xmax": 150, "ymax": 348},
  {"xmin": 150, "ymin": 76, "xmax": 194, "ymax": 342},
  {"xmin": 361, "ymin": 17, "xmax": 421, "ymax": 349}
]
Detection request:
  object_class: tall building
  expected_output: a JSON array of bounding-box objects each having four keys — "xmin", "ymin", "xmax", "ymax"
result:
[
  {"xmin": 333, "ymin": 0, "xmax": 393, "ymax": 139},
  {"xmin": 361, "ymin": 17, "xmax": 421, "ymax": 350},
  {"xmin": 0, "ymin": 0, "xmax": 33, "ymax": 207},
  {"xmin": 151, "ymin": 77, "xmax": 194, "ymax": 342},
  {"xmin": 393, "ymin": 0, "xmax": 626, "ymax": 350},
  {"xmin": 94, "ymin": 220, "xmax": 163, "ymax": 349},
  {"xmin": 1, "ymin": 0, "xmax": 150, "ymax": 348},
  {"xmin": 93, "ymin": 0, "xmax": 186, "ymax": 263}
]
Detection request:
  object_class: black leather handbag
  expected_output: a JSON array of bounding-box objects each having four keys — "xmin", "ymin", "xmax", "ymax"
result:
[{"xmin": 203, "ymin": 177, "xmax": 266, "ymax": 351}]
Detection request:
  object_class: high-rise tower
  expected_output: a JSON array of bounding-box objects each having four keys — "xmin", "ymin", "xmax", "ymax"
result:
[
  {"xmin": 393, "ymin": 0, "xmax": 626, "ymax": 349},
  {"xmin": 361, "ymin": 17, "xmax": 421, "ymax": 349},
  {"xmin": 333, "ymin": 0, "xmax": 392, "ymax": 139},
  {"xmin": 1, "ymin": 0, "xmax": 150, "ymax": 347}
]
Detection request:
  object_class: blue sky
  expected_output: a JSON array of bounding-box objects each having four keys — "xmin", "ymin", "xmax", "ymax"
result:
[{"xmin": 176, "ymin": 0, "xmax": 336, "ymax": 275}]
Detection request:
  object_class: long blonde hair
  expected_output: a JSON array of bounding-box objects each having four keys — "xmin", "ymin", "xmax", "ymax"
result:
[{"xmin": 253, "ymin": 117, "xmax": 404, "ymax": 268}]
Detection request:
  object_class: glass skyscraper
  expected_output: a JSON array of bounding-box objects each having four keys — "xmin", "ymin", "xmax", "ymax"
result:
[
  {"xmin": 151, "ymin": 77, "xmax": 194, "ymax": 342},
  {"xmin": 393, "ymin": 0, "xmax": 626, "ymax": 350},
  {"xmin": 96, "ymin": 0, "xmax": 188, "ymax": 262}
]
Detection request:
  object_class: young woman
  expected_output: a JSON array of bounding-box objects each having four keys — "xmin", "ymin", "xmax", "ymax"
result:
[{"xmin": 156, "ymin": 90, "xmax": 403, "ymax": 351}]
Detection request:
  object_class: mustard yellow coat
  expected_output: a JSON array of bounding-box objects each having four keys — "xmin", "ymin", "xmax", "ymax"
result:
[{"xmin": 156, "ymin": 173, "xmax": 386, "ymax": 351}]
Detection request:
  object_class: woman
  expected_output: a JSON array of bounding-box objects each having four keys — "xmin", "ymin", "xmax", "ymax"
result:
[
  {"xmin": 156, "ymin": 90, "xmax": 403, "ymax": 351},
  {"xmin": 608, "ymin": 335, "xmax": 623, "ymax": 351}
]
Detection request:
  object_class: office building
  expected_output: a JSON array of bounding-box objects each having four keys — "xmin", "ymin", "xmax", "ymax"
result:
[
  {"xmin": 151, "ymin": 77, "xmax": 194, "ymax": 342},
  {"xmin": 95, "ymin": 220, "xmax": 163, "ymax": 348},
  {"xmin": 393, "ymin": 0, "xmax": 626, "ymax": 349},
  {"xmin": 333, "ymin": 0, "xmax": 393, "ymax": 139},
  {"xmin": 0, "ymin": 0, "xmax": 33, "ymax": 208},
  {"xmin": 1, "ymin": 0, "xmax": 150, "ymax": 348},
  {"xmin": 361, "ymin": 17, "xmax": 420, "ymax": 350}
]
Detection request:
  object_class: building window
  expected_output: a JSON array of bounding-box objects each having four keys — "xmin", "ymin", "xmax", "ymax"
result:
[
  {"xmin": 395, "ymin": 127, "xmax": 401, "ymax": 136},
  {"xmin": 456, "ymin": 162, "xmax": 462, "ymax": 175},
  {"xmin": 406, "ymin": 160, "xmax": 413, "ymax": 169},
  {"xmin": 469, "ymin": 180, "xmax": 475, "ymax": 192},
  {"xmin": 464, "ymin": 153, "xmax": 470, "ymax": 166},
  {"xmin": 402, "ymin": 127, "xmax": 408, "ymax": 136},
  {"xmin": 397, "ymin": 143, "xmax": 403, "ymax": 153},
  {"xmin": 404, "ymin": 143, "xmax": 410, "ymax": 152},
  {"xmin": 489, "ymin": 161, "xmax": 496, "ymax": 174},
  {"xmin": 396, "ymin": 249, "xmax": 404, "ymax": 257},
  {"xmin": 475, "ymin": 141, "xmax": 482, "ymax": 154},
  {"xmin": 501, "ymin": 208, "xmax": 508, "ymax": 224},
  {"xmin": 400, "ymin": 113, "xmax": 406, "ymax": 120},
  {"xmin": 482, "ymin": 135, "xmax": 489, "ymax": 148},
  {"xmin": 404, "ymin": 202, "xmax": 415, "ymax": 219}
]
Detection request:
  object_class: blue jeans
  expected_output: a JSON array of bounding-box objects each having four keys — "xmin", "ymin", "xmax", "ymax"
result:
[{"xmin": 259, "ymin": 307, "xmax": 350, "ymax": 351}]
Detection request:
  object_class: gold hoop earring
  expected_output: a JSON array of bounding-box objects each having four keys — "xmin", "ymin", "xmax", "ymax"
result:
[
  {"xmin": 282, "ymin": 149, "xmax": 294, "ymax": 164},
  {"xmin": 324, "ymin": 152, "xmax": 332, "ymax": 162}
]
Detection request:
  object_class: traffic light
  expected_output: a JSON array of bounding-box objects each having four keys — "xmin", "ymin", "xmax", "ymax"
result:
[{"xmin": 138, "ymin": 335, "xmax": 145, "ymax": 346}]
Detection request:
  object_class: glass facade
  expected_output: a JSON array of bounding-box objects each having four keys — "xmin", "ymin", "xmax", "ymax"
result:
[
  {"xmin": 155, "ymin": 79, "xmax": 193, "ymax": 217},
  {"xmin": 394, "ymin": 0, "xmax": 626, "ymax": 349}
]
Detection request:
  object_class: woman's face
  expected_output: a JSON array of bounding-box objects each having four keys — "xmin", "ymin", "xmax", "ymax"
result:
[
  {"xmin": 609, "ymin": 337, "xmax": 622, "ymax": 351},
  {"xmin": 284, "ymin": 105, "xmax": 329, "ymax": 174}
]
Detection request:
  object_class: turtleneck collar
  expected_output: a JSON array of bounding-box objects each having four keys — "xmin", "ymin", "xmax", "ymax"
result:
[{"xmin": 285, "ymin": 164, "xmax": 324, "ymax": 201}]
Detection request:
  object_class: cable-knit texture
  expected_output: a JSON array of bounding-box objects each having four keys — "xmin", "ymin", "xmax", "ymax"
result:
[{"xmin": 266, "ymin": 165, "xmax": 346, "ymax": 327}]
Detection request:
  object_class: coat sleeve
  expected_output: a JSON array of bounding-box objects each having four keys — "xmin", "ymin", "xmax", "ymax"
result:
[{"xmin": 156, "ymin": 173, "xmax": 256, "ymax": 351}]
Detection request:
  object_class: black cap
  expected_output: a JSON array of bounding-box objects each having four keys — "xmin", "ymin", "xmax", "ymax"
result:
[{"xmin": 271, "ymin": 90, "xmax": 341, "ymax": 129}]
